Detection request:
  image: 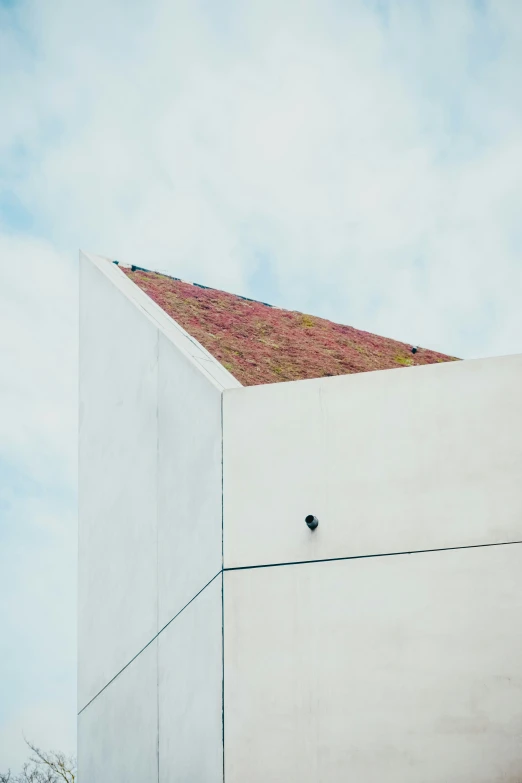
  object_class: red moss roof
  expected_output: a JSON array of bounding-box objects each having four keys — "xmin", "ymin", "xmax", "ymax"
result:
[{"xmin": 122, "ymin": 265, "xmax": 458, "ymax": 386}]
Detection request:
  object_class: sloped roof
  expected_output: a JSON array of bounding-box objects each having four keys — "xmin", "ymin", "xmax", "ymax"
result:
[{"xmin": 121, "ymin": 265, "xmax": 458, "ymax": 386}]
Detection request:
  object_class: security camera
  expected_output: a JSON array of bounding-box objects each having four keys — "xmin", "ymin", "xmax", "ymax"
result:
[{"xmin": 305, "ymin": 514, "xmax": 319, "ymax": 531}]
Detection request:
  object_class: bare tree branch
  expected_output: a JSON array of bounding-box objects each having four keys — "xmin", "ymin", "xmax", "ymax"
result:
[{"xmin": 0, "ymin": 741, "xmax": 76, "ymax": 783}]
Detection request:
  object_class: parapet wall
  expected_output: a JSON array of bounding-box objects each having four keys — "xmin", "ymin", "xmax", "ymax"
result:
[{"xmin": 223, "ymin": 353, "xmax": 522, "ymax": 569}]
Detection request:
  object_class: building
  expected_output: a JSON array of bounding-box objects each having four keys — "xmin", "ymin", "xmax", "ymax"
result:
[{"xmin": 78, "ymin": 251, "xmax": 522, "ymax": 782}]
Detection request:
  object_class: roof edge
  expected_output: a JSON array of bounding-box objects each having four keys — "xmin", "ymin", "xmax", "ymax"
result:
[
  {"xmin": 114, "ymin": 259, "xmax": 281, "ymax": 310},
  {"xmin": 220, "ymin": 351, "xmax": 522, "ymax": 398},
  {"xmin": 79, "ymin": 251, "xmax": 242, "ymax": 392}
]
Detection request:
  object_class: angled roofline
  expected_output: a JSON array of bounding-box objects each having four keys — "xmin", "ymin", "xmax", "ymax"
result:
[
  {"xmin": 121, "ymin": 262, "xmax": 280, "ymax": 311},
  {"xmin": 80, "ymin": 251, "xmax": 242, "ymax": 392}
]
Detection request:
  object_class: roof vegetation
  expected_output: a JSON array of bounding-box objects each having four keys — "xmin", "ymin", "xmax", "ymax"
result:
[{"xmin": 123, "ymin": 268, "xmax": 458, "ymax": 386}]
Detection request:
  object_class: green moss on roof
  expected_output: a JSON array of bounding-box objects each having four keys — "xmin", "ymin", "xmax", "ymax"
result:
[{"xmin": 122, "ymin": 267, "xmax": 459, "ymax": 386}]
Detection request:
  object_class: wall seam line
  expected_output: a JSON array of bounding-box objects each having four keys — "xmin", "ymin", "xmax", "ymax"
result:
[
  {"xmin": 156, "ymin": 332, "xmax": 160, "ymax": 783},
  {"xmin": 224, "ymin": 539, "xmax": 522, "ymax": 573},
  {"xmin": 77, "ymin": 569, "xmax": 223, "ymax": 716},
  {"xmin": 221, "ymin": 392, "xmax": 225, "ymax": 783}
]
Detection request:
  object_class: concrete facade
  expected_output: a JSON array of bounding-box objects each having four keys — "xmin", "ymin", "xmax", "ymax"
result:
[
  {"xmin": 78, "ymin": 253, "xmax": 236, "ymax": 776},
  {"xmin": 223, "ymin": 355, "xmax": 522, "ymax": 568},
  {"xmin": 224, "ymin": 546, "xmax": 522, "ymax": 783},
  {"xmin": 79, "ymin": 252, "xmax": 522, "ymax": 781}
]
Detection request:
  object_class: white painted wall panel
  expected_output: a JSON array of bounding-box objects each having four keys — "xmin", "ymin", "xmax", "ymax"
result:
[
  {"xmin": 223, "ymin": 355, "xmax": 522, "ymax": 568},
  {"xmin": 159, "ymin": 575, "xmax": 223, "ymax": 782},
  {"xmin": 224, "ymin": 544, "xmax": 522, "ymax": 783},
  {"xmin": 157, "ymin": 334, "xmax": 223, "ymax": 629},
  {"xmin": 78, "ymin": 640, "xmax": 158, "ymax": 783},
  {"xmin": 79, "ymin": 255, "xmax": 158, "ymax": 710}
]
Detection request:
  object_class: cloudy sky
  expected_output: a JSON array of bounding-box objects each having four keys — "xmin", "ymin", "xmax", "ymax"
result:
[{"xmin": 1, "ymin": 0, "xmax": 522, "ymax": 769}]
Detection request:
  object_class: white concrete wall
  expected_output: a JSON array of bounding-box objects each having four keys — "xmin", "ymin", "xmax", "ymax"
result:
[
  {"xmin": 81, "ymin": 252, "xmax": 522, "ymax": 781},
  {"xmin": 157, "ymin": 332, "xmax": 224, "ymax": 629},
  {"xmin": 79, "ymin": 253, "xmax": 234, "ymax": 779},
  {"xmin": 159, "ymin": 575, "xmax": 223, "ymax": 782},
  {"xmin": 224, "ymin": 543, "xmax": 522, "ymax": 783},
  {"xmin": 222, "ymin": 354, "xmax": 522, "ymax": 781},
  {"xmin": 223, "ymin": 355, "xmax": 522, "ymax": 569},
  {"xmin": 78, "ymin": 641, "xmax": 158, "ymax": 783},
  {"xmin": 79, "ymin": 254, "xmax": 159, "ymax": 709},
  {"xmin": 78, "ymin": 575, "xmax": 223, "ymax": 782}
]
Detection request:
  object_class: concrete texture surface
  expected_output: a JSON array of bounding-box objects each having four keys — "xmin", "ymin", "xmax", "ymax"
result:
[
  {"xmin": 223, "ymin": 354, "xmax": 522, "ymax": 568},
  {"xmin": 224, "ymin": 544, "xmax": 522, "ymax": 783}
]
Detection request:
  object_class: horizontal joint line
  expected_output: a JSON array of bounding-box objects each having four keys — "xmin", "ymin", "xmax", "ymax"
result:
[{"xmin": 223, "ymin": 539, "xmax": 522, "ymax": 572}]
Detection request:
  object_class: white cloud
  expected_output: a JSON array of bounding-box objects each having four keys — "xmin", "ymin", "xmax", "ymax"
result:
[
  {"xmin": 0, "ymin": 235, "xmax": 76, "ymax": 482},
  {"xmin": 1, "ymin": 0, "xmax": 522, "ymax": 768},
  {"xmin": 0, "ymin": 470, "xmax": 76, "ymax": 770},
  {"xmin": 0, "ymin": 235, "xmax": 76, "ymax": 770},
  {"xmin": 2, "ymin": 0, "xmax": 521, "ymax": 357}
]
